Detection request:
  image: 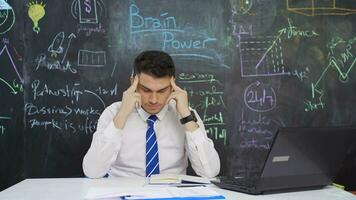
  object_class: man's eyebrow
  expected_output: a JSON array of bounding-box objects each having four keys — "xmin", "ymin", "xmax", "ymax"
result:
[
  {"xmin": 158, "ymin": 86, "xmax": 170, "ymax": 92},
  {"xmin": 139, "ymin": 84, "xmax": 152, "ymax": 91},
  {"xmin": 139, "ymin": 84, "xmax": 170, "ymax": 92}
]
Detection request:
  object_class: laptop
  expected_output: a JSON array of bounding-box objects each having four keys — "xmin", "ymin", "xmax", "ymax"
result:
[{"xmin": 212, "ymin": 127, "xmax": 356, "ymax": 194}]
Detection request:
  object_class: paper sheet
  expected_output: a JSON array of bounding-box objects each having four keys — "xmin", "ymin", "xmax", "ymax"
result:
[
  {"xmin": 85, "ymin": 186, "xmax": 225, "ymax": 199},
  {"xmin": 149, "ymin": 174, "xmax": 210, "ymax": 185}
]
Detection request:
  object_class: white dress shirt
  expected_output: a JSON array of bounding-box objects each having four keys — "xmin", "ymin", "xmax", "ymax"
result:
[{"xmin": 83, "ymin": 101, "xmax": 220, "ymax": 178}]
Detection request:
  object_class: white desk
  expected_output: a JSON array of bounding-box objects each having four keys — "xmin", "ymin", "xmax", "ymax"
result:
[{"xmin": 0, "ymin": 178, "xmax": 355, "ymax": 200}]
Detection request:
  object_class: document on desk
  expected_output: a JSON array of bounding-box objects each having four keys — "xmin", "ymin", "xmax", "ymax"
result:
[
  {"xmin": 149, "ymin": 174, "xmax": 211, "ymax": 185},
  {"xmin": 85, "ymin": 186, "xmax": 225, "ymax": 200}
]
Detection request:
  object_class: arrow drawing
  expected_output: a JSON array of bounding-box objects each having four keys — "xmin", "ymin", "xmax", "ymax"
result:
[{"xmin": 61, "ymin": 33, "xmax": 76, "ymax": 64}]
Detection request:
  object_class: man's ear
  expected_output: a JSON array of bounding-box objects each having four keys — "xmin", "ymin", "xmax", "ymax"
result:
[{"xmin": 170, "ymin": 77, "xmax": 176, "ymax": 91}]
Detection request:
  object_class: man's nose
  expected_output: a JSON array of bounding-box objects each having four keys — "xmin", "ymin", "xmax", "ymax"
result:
[{"xmin": 150, "ymin": 93, "xmax": 158, "ymax": 103}]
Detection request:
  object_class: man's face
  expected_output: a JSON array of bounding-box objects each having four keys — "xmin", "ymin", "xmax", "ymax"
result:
[{"xmin": 136, "ymin": 73, "xmax": 172, "ymax": 114}]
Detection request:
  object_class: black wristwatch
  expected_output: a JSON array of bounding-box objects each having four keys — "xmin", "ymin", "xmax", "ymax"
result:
[{"xmin": 180, "ymin": 111, "xmax": 198, "ymax": 125}]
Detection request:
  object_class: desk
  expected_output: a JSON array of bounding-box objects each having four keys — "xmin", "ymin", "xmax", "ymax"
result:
[{"xmin": 0, "ymin": 178, "xmax": 355, "ymax": 200}]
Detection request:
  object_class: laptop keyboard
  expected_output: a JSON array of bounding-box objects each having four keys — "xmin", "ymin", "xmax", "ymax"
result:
[{"xmin": 219, "ymin": 177, "xmax": 257, "ymax": 187}]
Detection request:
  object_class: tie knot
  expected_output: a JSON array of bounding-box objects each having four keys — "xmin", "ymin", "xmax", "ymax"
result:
[{"xmin": 147, "ymin": 115, "xmax": 158, "ymax": 126}]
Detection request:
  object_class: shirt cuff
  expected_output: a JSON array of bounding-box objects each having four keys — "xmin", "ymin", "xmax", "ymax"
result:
[{"xmin": 185, "ymin": 127, "xmax": 207, "ymax": 144}]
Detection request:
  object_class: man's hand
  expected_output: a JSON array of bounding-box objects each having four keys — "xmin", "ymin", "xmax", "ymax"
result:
[
  {"xmin": 114, "ymin": 76, "xmax": 141, "ymax": 129},
  {"xmin": 166, "ymin": 77, "xmax": 191, "ymax": 118},
  {"xmin": 166, "ymin": 78, "xmax": 198, "ymax": 132}
]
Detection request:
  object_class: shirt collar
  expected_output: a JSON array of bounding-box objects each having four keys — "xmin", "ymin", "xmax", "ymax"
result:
[{"xmin": 137, "ymin": 104, "xmax": 169, "ymax": 122}]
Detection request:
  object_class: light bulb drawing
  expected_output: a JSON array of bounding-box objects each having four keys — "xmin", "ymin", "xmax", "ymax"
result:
[
  {"xmin": 27, "ymin": 1, "xmax": 46, "ymax": 34},
  {"xmin": 239, "ymin": 0, "xmax": 253, "ymax": 14}
]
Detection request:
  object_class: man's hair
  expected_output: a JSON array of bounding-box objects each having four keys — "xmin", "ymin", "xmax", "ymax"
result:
[{"xmin": 133, "ymin": 50, "xmax": 175, "ymax": 78}]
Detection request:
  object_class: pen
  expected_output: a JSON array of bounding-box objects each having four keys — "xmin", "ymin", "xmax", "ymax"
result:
[
  {"xmin": 121, "ymin": 195, "xmax": 130, "ymax": 200},
  {"xmin": 177, "ymin": 185, "xmax": 206, "ymax": 188},
  {"xmin": 332, "ymin": 183, "xmax": 345, "ymax": 190},
  {"xmin": 121, "ymin": 195, "xmax": 145, "ymax": 199}
]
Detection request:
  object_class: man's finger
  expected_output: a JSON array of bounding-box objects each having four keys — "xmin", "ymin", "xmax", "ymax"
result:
[
  {"xmin": 170, "ymin": 77, "xmax": 182, "ymax": 91},
  {"xmin": 166, "ymin": 93, "xmax": 175, "ymax": 105},
  {"xmin": 129, "ymin": 75, "xmax": 139, "ymax": 92},
  {"xmin": 138, "ymin": 97, "xmax": 142, "ymax": 108},
  {"xmin": 135, "ymin": 96, "xmax": 142, "ymax": 108}
]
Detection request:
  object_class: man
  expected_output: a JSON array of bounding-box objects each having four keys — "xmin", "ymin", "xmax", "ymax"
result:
[{"xmin": 83, "ymin": 50, "xmax": 220, "ymax": 178}]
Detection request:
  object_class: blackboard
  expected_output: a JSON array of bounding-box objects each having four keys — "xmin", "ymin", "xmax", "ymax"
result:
[{"xmin": 1, "ymin": 0, "xmax": 356, "ymax": 190}]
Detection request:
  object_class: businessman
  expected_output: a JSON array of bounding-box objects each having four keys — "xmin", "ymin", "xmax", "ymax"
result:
[{"xmin": 83, "ymin": 50, "xmax": 220, "ymax": 178}]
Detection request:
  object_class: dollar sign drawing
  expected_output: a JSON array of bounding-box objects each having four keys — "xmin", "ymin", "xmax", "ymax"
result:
[{"xmin": 84, "ymin": 0, "xmax": 92, "ymax": 13}]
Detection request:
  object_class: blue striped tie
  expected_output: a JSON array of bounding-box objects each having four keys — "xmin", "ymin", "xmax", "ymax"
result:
[{"xmin": 146, "ymin": 115, "xmax": 159, "ymax": 177}]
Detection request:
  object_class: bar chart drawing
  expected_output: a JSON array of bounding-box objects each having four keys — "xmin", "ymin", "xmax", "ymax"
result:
[
  {"xmin": 77, "ymin": 49, "xmax": 106, "ymax": 67},
  {"xmin": 287, "ymin": 0, "xmax": 356, "ymax": 16},
  {"xmin": 238, "ymin": 33, "xmax": 290, "ymax": 77}
]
